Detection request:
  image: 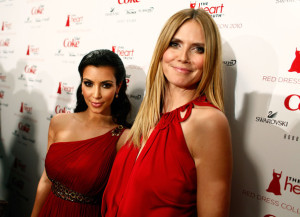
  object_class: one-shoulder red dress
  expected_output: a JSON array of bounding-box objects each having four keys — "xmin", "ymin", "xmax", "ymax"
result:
[
  {"xmin": 38, "ymin": 125, "xmax": 124, "ymax": 217},
  {"xmin": 102, "ymin": 96, "xmax": 218, "ymax": 217}
]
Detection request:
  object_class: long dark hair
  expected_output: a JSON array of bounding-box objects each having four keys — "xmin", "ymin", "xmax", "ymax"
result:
[{"xmin": 74, "ymin": 49, "xmax": 131, "ymax": 127}]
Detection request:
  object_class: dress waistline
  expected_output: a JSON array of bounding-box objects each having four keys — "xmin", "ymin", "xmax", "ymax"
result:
[{"xmin": 50, "ymin": 178, "xmax": 100, "ymax": 204}]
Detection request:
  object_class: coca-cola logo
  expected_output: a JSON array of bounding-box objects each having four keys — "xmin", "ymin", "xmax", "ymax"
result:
[
  {"xmin": 55, "ymin": 105, "xmax": 72, "ymax": 114},
  {"xmin": 284, "ymin": 94, "xmax": 300, "ymax": 111},
  {"xmin": 118, "ymin": 0, "xmax": 140, "ymax": 4},
  {"xmin": 63, "ymin": 37, "xmax": 80, "ymax": 48},
  {"xmin": 0, "ymin": 39, "xmax": 10, "ymax": 47},
  {"xmin": 24, "ymin": 65, "xmax": 37, "ymax": 74},
  {"xmin": 57, "ymin": 82, "xmax": 74, "ymax": 94},
  {"xmin": 31, "ymin": 5, "xmax": 44, "ymax": 15},
  {"xmin": 26, "ymin": 45, "xmax": 39, "ymax": 56},
  {"xmin": 65, "ymin": 15, "xmax": 83, "ymax": 27},
  {"xmin": 20, "ymin": 102, "xmax": 32, "ymax": 114},
  {"xmin": 18, "ymin": 122, "xmax": 30, "ymax": 133}
]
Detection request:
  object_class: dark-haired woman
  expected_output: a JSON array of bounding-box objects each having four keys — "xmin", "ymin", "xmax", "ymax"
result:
[{"xmin": 31, "ymin": 49, "xmax": 131, "ymax": 217}]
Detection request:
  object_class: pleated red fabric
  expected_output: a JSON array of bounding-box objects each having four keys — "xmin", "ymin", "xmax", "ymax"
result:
[
  {"xmin": 38, "ymin": 126, "xmax": 124, "ymax": 217},
  {"xmin": 102, "ymin": 96, "xmax": 218, "ymax": 217}
]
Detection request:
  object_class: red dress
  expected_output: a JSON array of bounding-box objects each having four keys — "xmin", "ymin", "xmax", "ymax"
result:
[
  {"xmin": 38, "ymin": 126, "xmax": 124, "ymax": 217},
  {"xmin": 102, "ymin": 96, "xmax": 218, "ymax": 217}
]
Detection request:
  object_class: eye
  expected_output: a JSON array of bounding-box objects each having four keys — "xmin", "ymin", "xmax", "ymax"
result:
[
  {"xmin": 169, "ymin": 41, "xmax": 180, "ymax": 48},
  {"xmin": 83, "ymin": 81, "xmax": 93, "ymax": 87},
  {"xmin": 194, "ymin": 46, "xmax": 205, "ymax": 54},
  {"xmin": 102, "ymin": 82, "xmax": 113, "ymax": 89}
]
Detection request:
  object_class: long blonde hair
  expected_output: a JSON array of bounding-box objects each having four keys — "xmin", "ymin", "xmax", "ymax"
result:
[{"xmin": 129, "ymin": 8, "xmax": 223, "ymax": 147}]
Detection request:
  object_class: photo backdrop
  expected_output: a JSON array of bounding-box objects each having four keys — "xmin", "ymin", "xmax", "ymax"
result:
[{"xmin": 0, "ymin": 0, "xmax": 299, "ymax": 216}]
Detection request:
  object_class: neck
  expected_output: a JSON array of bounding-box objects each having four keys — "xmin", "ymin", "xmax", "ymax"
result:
[
  {"xmin": 163, "ymin": 84, "xmax": 198, "ymax": 113},
  {"xmin": 81, "ymin": 109, "xmax": 115, "ymax": 128}
]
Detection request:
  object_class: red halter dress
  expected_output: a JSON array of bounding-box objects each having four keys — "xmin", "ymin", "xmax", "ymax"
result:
[{"xmin": 102, "ymin": 96, "xmax": 218, "ymax": 217}]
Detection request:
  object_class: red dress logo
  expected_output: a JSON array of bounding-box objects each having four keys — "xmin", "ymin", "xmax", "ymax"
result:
[
  {"xmin": 266, "ymin": 169, "xmax": 282, "ymax": 195},
  {"xmin": 26, "ymin": 45, "xmax": 30, "ymax": 55},
  {"xmin": 57, "ymin": 82, "xmax": 62, "ymax": 94},
  {"xmin": 66, "ymin": 15, "xmax": 70, "ymax": 27},
  {"xmin": 1, "ymin": 22, "xmax": 4, "ymax": 31},
  {"xmin": 288, "ymin": 48, "xmax": 300, "ymax": 73},
  {"xmin": 190, "ymin": 2, "xmax": 196, "ymax": 8},
  {"xmin": 20, "ymin": 102, "xmax": 24, "ymax": 113}
]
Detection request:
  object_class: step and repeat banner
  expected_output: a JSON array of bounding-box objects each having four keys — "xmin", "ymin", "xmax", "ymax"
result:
[{"xmin": 0, "ymin": 0, "xmax": 299, "ymax": 216}]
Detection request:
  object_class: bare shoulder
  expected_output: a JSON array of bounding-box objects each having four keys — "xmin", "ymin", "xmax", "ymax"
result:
[
  {"xmin": 182, "ymin": 106, "xmax": 231, "ymax": 158},
  {"xmin": 49, "ymin": 113, "xmax": 75, "ymax": 131},
  {"xmin": 187, "ymin": 106, "xmax": 229, "ymax": 133},
  {"xmin": 116, "ymin": 128, "xmax": 130, "ymax": 151}
]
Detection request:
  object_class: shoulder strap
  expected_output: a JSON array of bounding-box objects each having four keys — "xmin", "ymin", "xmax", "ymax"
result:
[{"xmin": 177, "ymin": 95, "xmax": 220, "ymax": 122}]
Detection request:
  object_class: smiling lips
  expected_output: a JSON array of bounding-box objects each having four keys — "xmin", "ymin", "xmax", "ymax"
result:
[
  {"xmin": 172, "ymin": 66, "xmax": 192, "ymax": 74},
  {"xmin": 91, "ymin": 102, "xmax": 103, "ymax": 108}
]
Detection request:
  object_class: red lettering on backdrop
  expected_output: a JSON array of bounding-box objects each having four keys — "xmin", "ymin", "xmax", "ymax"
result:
[
  {"xmin": 118, "ymin": 0, "xmax": 140, "ymax": 4},
  {"xmin": 284, "ymin": 177, "xmax": 300, "ymax": 194},
  {"xmin": 18, "ymin": 122, "xmax": 30, "ymax": 133},
  {"xmin": 266, "ymin": 169, "xmax": 282, "ymax": 195},
  {"xmin": 55, "ymin": 105, "xmax": 71, "ymax": 114},
  {"xmin": 24, "ymin": 65, "xmax": 37, "ymax": 74},
  {"xmin": 288, "ymin": 48, "xmax": 300, "ymax": 73},
  {"xmin": 63, "ymin": 38, "xmax": 80, "ymax": 48},
  {"xmin": 31, "ymin": 6, "xmax": 44, "ymax": 15},
  {"xmin": 284, "ymin": 94, "xmax": 300, "ymax": 111}
]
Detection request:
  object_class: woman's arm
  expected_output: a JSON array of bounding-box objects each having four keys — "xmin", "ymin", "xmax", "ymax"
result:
[
  {"xmin": 30, "ymin": 117, "xmax": 56, "ymax": 217},
  {"xmin": 185, "ymin": 108, "xmax": 232, "ymax": 217},
  {"xmin": 116, "ymin": 129, "xmax": 130, "ymax": 152}
]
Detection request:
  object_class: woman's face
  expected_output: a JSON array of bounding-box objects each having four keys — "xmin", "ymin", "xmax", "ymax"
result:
[
  {"xmin": 162, "ymin": 19, "xmax": 205, "ymax": 90},
  {"xmin": 81, "ymin": 65, "xmax": 120, "ymax": 115}
]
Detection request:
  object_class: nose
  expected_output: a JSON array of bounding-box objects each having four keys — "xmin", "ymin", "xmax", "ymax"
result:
[
  {"xmin": 93, "ymin": 86, "xmax": 101, "ymax": 99},
  {"xmin": 178, "ymin": 47, "xmax": 190, "ymax": 63}
]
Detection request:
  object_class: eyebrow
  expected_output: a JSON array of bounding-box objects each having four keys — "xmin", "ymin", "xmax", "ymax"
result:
[
  {"xmin": 171, "ymin": 37, "xmax": 205, "ymax": 47},
  {"xmin": 82, "ymin": 78, "xmax": 114, "ymax": 83}
]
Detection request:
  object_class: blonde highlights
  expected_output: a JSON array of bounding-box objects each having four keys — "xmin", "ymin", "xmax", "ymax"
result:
[{"xmin": 128, "ymin": 8, "xmax": 224, "ymax": 147}]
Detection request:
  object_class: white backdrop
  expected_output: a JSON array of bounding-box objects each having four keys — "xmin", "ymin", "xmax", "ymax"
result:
[{"xmin": 0, "ymin": 0, "xmax": 300, "ymax": 216}]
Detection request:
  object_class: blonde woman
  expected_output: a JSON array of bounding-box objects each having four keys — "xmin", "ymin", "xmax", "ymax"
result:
[{"xmin": 102, "ymin": 8, "xmax": 232, "ymax": 217}]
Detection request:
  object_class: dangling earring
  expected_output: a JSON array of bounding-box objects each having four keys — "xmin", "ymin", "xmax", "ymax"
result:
[{"xmin": 115, "ymin": 93, "xmax": 119, "ymax": 98}]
